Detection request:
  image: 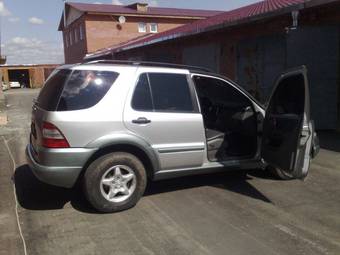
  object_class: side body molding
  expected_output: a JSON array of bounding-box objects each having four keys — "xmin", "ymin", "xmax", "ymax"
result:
[{"xmin": 86, "ymin": 132, "xmax": 160, "ymax": 174}]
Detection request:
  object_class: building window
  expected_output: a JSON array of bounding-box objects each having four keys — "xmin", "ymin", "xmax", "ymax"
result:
[
  {"xmin": 138, "ymin": 23, "xmax": 146, "ymax": 33},
  {"xmin": 79, "ymin": 25, "xmax": 84, "ymax": 40},
  {"xmin": 150, "ymin": 23, "xmax": 158, "ymax": 33}
]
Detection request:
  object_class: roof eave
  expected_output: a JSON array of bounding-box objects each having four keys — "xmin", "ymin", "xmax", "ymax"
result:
[{"xmin": 86, "ymin": 11, "xmax": 208, "ymax": 20}]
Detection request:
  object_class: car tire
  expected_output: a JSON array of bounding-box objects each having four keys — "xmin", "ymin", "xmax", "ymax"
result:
[
  {"xmin": 267, "ymin": 165, "xmax": 294, "ymax": 180},
  {"xmin": 83, "ymin": 152, "xmax": 147, "ymax": 213}
]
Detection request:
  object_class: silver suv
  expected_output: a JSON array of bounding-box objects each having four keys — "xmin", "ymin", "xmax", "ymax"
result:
[{"xmin": 26, "ymin": 61, "xmax": 319, "ymax": 212}]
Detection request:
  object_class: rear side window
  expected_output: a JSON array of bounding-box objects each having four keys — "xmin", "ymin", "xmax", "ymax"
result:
[
  {"xmin": 37, "ymin": 69, "xmax": 119, "ymax": 111},
  {"xmin": 131, "ymin": 74, "xmax": 153, "ymax": 111},
  {"xmin": 58, "ymin": 70, "xmax": 119, "ymax": 111},
  {"xmin": 132, "ymin": 73, "xmax": 194, "ymax": 113}
]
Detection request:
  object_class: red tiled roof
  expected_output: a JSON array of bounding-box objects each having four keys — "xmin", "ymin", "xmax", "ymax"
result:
[
  {"xmin": 68, "ymin": 2, "xmax": 223, "ymax": 18},
  {"xmin": 124, "ymin": 0, "xmax": 306, "ymax": 47},
  {"xmin": 86, "ymin": 0, "xmax": 314, "ymax": 59}
]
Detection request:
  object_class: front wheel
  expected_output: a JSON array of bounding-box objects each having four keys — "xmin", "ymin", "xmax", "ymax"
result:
[
  {"xmin": 83, "ymin": 152, "xmax": 147, "ymax": 213},
  {"xmin": 267, "ymin": 166, "xmax": 294, "ymax": 180}
]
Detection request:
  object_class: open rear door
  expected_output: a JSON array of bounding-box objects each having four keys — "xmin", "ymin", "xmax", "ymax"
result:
[{"xmin": 261, "ymin": 66, "xmax": 313, "ymax": 180}]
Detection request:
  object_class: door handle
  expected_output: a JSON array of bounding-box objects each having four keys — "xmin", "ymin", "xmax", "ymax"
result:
[{"xmin": 132, "ymin": 117, "xmax": 151, "ymax": 124}]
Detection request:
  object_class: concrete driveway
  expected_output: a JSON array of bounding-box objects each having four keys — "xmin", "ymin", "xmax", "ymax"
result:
[{"xmin": 1, "ymin": 89, "xmax": 340, "ymax": 255}]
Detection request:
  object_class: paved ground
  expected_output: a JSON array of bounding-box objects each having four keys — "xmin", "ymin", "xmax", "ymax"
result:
[{"xmin": 1, "ymin": 88, "xmax": 340, "ymax": 255}]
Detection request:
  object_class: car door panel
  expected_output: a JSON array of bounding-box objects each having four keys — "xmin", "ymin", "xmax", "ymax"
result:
[
  {"xmin": 124, "ymin": 70, "xmax": 206, "ymax": 171},
  {"xmin": 126, "ymin": 111, "xmax": 206, "ymax": 170},
  {"xmin": 262, "ymin": 66, "xmax": 312, "ymax": 179}
]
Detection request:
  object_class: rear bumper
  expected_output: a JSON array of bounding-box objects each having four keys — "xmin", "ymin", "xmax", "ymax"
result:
[{"xmin": 25, "ymin": 144, "xmax": 96, "ymax": 188}]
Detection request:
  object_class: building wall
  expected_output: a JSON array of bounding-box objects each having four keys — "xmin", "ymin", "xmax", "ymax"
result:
[
  {"xmin": 120, "ymin": 41, "xmax": 182, "ymax": 63},
  {"xmin": 286, "ymin": 26, "xmax": 339, "ymax": 130},
  {"xmin": 44, "ymin": 68, "xmax": 55, "ymax": 80},
  {"xmin": 63, "ymin": 16, "xmax": 88, "ymax": 64},
  {"xmin": 182, "ymin": 43, "xmax": 221, "ymax": 72},
  {"xmin": 84, "ymin": 15, "xmax": 198, "ymax": 56},
  {"xmin": 236, "ymin": 34, "xmax": 287, "ymax": 102},
  {"xmin": 115, "ymin": 14, "xmax": 293, "ymax": 77},
  {"xmin": 62, "ymin": 13, "xmax": 202, "ymax": 64},
  {"xmin": 29, "ymin": 68, "xmax": 45, "ymax": 88},
  {"xmin": 1, "ymin": 68, "xmax": 9, "ymax": 85}
]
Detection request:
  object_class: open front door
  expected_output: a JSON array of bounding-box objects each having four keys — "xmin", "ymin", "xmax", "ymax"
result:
[{"xmin": 261, "ymin": 66, "xmax": 313, "ymax": 180}]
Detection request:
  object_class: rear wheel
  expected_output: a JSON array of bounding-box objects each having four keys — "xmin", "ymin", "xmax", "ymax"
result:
[{"xmin": 83, "ymin": 152, "xmax": 147, "ymax": 213}]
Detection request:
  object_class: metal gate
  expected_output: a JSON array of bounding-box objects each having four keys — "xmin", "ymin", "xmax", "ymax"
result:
[
  {"xmin": 287, "ymin": 26, "xmax": 339, "ymax": 130},
  {"xmin": 237, "ymin": 27, "xmax": 339, "ymax": 130}
]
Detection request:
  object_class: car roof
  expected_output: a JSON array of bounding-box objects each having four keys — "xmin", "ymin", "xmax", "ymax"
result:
[{"xmin": 78, "ymin": 60, "xmax": 214, "ymax": 73}]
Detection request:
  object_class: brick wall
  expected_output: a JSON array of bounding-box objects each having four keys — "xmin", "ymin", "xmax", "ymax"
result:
[
  {"xmin": 63, "ymin": 13, "xmax": 199, "ymax": 64},
  {"xmin": 63, "ymin": 16, "xmax": 88, "ymax": 64},
  {"xmin": 29, "ymin": 68, "xmax": 45, "ymax": 88},
  {"xmin": 85, "ymin": 15, "xmax": 194, "ymax": 54}
]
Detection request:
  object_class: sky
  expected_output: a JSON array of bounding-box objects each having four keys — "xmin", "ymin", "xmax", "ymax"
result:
[{"xmin": 0, "ymin": 0, "xmax": 259, "ymax": 65}]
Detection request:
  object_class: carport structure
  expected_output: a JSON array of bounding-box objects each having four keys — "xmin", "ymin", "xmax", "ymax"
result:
[
  {"xmin": 86, "ymin": 0, "xmax": 340, "ymax": 130},
  {"xmin": 0, "ymin": 64, "xmax": 59, "ymax": 89}
]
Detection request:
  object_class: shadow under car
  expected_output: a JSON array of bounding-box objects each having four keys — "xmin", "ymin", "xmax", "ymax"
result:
[{"xmin": 14, "ymin": 164, "xmax": 272, "ymax": 214}]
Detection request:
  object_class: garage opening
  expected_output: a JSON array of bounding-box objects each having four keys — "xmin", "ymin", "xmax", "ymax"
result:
[{"xmin": 8, "ymin": 69, "xmax": 30, "ymax": 88}]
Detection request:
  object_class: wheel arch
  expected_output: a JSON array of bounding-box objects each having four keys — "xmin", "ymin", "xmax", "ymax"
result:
[{"xmin": 77, "ymin": 135, "xmax": 160, "ymax": 184}]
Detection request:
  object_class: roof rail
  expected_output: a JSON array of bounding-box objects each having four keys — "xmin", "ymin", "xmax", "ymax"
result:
[{"xmin": 83, "ymin": 59, "xmax": 213, "ymax": 73}]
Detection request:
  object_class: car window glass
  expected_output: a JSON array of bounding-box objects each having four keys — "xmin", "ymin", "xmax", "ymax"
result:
[
  {"xmin": 148, "ymin": 73, "xmax": 193, "ymax": 112},
  {"xmin": 193, "ymin": 76, "xmax": 250, "ymax": 108},
  {"xmin": 57, "ymin": 70, "xmax": 119, "ymax": 111},
  {"xmin": 37, "ymin": 69, "xmax": 71, "ymax": 111},
  {"xmin": 131, "ymin": 73, "xmax": 153, "ymax": 111}
]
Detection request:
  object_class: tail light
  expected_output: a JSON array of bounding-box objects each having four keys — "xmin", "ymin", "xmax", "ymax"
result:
[{"xmin": 42, "ymin": 122, "xmax": 70, "ymax": 148}]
